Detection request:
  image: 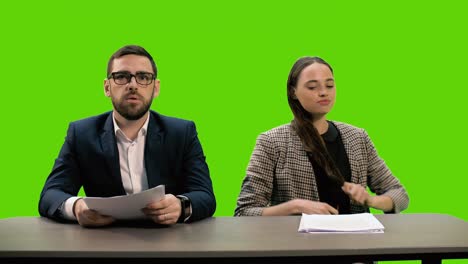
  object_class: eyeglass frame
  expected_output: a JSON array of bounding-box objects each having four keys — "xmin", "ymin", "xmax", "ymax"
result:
[{"xmin": 107, "ymin": 71, "xmax": 156, "ymax": 85}]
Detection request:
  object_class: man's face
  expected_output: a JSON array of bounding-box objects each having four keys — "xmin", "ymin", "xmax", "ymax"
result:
[{"xmin": 104, "ymin": 54, "xmax": 160, "ymax": 121}]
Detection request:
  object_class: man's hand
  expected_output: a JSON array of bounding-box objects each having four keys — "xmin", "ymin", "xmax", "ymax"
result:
[
  {"xmin": 73, "ymin": 199, "xmax": 115, "ymax": 227},
  {"xmin": 141, "ymin": 194, "xmax": 181, "ymax": 225}
]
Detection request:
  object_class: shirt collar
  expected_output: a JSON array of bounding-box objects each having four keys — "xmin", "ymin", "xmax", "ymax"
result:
[{"xmin": 112, "ymin": 112, "xmax": 150, "ymax": 139}]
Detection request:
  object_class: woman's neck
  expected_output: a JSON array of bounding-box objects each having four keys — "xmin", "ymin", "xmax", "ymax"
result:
[{"xmin": 312, "ymin": 116, "xmax": 329, "ymax": 135}]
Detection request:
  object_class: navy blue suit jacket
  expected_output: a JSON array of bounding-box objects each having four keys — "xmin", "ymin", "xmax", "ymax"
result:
[{"xmin": 39, "ymin": 111, "xmax": 216, "ymax": 222}]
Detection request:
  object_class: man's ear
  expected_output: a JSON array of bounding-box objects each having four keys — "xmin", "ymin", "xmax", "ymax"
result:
[
  {"xmin": 153, "ymin": 79, "xmax": 161, "ymax": 98},
  {"xmin": 104, "ymin": 79, "xmax": 111, "ymax": 97}
]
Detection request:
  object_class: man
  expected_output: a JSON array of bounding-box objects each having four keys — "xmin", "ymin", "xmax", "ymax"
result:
[{"xmin": 39, "ymin": 45, "xmax": 216, "ymax": 227}]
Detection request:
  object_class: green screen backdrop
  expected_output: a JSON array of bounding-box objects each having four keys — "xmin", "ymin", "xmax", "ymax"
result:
[{"xmin": 1, "ymin": 1, "xmax": 467, "ymax": 263}]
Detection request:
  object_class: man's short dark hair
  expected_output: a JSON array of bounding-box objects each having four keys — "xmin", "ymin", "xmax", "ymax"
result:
[{"xmin": 107, "ymin": 45, "xmax": 157, "ymax": 78}]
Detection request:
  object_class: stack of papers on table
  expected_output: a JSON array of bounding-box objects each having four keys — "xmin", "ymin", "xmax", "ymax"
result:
[
  {"xmin": 298, "ymin": 213, "xmax": 385, "ymax": 233},
  {"xmin": 83, "ymin": 185, "xmax": 165, "ymax": 220}
]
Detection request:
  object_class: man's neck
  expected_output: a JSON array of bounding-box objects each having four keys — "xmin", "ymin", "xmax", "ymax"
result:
[{"xmin": 114, "ymin": 111, "xmax": 149, "ymax": 140}]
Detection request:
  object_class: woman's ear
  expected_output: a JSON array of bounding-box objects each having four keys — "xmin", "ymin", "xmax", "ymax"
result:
[{"xmin": 291, "ymin": 90, "xmax": 298, "ymax": 99}]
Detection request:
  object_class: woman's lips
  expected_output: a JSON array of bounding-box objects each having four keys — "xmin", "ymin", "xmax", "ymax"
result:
[{"xmin": 317, "ymin": 100, "xmax": 330, "ymax": 105}]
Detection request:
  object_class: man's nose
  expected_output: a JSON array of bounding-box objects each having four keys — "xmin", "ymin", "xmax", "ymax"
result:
[{"xmin": 127, "ymin": 76, "xmax": 138, "ymax": 90}]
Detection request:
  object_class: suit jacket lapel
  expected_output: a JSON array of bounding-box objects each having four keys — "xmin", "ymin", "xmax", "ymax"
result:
[
  {"xmin": 144, "ymin": 112, "xmax": 164, "ymax": 188},
  {"xmin": 99, "ymin": 113, "xmax": 126, "ymax": 194}
]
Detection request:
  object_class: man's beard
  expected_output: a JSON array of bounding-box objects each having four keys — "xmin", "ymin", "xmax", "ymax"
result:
[{"xmin": 111, "ymin": 91, "xmax": 153, "ymax": 121}]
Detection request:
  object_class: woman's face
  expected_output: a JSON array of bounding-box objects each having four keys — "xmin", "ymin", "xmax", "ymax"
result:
[{"xmin": 294, "ymin": 63, "xmax": 335, "ymax": 118}]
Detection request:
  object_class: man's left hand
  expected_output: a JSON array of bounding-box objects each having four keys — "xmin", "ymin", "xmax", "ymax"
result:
[{"xmin": 142, "ymin": 194, "xmax": 181, "ymax": 225}]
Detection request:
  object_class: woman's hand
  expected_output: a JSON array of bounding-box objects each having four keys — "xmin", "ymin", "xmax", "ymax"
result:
[
  {"xmin": 341, "ymin": 182, "xmax": 370, "ymax": 206},
  {"xmin": 296, "ymin": 199, "xmax": 339, "ymax": 215},
  {"xmin": 262, "ymin": 199, "xmax": 338, "ymax": 216},
  {"xmin": 342, "ymin": 182, "xmax": 395, "ymax": 212}
]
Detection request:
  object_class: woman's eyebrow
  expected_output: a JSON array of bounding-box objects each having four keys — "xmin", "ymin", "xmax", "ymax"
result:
[{"xmin": 305, "ymin": 78, "xmax": 334, "ymax": 84}]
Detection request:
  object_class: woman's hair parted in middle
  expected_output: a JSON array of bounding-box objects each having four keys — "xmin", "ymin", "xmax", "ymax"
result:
[{"xmin": 286, "ymin": 56, "xmax": 344, "ymax": 187}]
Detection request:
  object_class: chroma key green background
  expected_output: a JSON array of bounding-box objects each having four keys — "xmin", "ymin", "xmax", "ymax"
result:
[{"xmin": 1, "ymin": 1, "xmax": 467, "ymax": 263}]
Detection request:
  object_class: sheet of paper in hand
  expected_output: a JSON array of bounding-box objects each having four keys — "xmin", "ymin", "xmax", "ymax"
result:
[{"xmin": 83, "ymin": 185, "xmax": 165, "ymax": 220}]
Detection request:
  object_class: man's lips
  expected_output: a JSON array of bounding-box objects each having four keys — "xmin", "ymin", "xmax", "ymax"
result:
[
  {"xmin": 125, "ymin": 94, "xmax": 142, "ymax": 101},
  {"xmin": 124, "ymin": 96, "xmax": 142, "ymax": 104}
]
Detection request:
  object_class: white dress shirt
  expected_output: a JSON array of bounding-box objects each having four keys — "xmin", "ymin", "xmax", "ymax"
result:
[
  {"xmin": 60, "ymin": 113, "xmax": 150, "ymax": 220},
  {"xmin": 114, "ymin": 114, "xmax": 149, "ymax": 195}
]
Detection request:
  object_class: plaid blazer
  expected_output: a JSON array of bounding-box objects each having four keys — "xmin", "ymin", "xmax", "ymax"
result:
[{"xmin": 235, "ymin": 121, "xmax": 409, "ymax": 216}]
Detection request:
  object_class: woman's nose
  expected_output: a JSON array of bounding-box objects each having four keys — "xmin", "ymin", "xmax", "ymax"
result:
[{"xmin": 318, "ymin": 86, "xmax": 328, "ymax": 97}]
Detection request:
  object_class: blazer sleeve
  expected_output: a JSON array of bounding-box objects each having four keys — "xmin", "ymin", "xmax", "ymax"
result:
[
  {"xmin": 179, "ymin": 122, "xmax": 216, "ymax": 222},
  {"xmin": 38, "ymin": 122, "xmax": 82, "ymax": 220},
  {"xmin": 235, "ymin": 133, "xmax": 277, "ymax": 216},
  {"xmin": 363, "ymin": 130, "xmax": 409, "ymax": 213}
]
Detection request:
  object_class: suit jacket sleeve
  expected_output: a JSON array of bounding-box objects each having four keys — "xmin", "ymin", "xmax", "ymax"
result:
[
  {"xmin": 180, "ymin": 122, "xmax": 216, "ymax": 222},
  {"xmin": 363, "ymin": 130, "xmax": 409, "ymax": 213},
  {"xmin": 234, "ymin": 133, "xmax": 276, "ymax": 216},
  {"xmin": 38, "ymin": 122, "xmax": 82, "ymax": 220}
]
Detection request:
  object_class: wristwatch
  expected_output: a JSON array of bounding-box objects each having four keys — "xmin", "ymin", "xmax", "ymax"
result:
[{"xmin": 177, "ymin": 195, "xmax": 192, "ymax": 222}]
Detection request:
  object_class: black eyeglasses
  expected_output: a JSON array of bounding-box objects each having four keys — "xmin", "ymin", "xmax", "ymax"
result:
[{"xmin": 108, "ymin": 71, "xmax": 155, "ymax": 85}]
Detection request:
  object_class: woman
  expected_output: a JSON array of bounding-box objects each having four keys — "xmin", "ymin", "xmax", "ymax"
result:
[{"xmin": 235, "ymin": 57, "xmax": 409, "ymax": 216}]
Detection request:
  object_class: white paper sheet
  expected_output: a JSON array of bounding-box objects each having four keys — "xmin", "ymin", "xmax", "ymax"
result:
[
  {"xmin": 83, "ymin": 185, "xmax": 165, "ymax": 220},
  {"xmin": 298, "ymin": 213, "xmax": 385, "ymax": 233}
]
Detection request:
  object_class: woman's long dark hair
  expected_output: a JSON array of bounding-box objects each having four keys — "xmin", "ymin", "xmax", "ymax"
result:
[{"xmin": 287, "ymin": 57, "xmax": 344, "ymax": 187}]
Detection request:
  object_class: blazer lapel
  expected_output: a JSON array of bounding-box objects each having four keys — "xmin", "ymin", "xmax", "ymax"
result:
[
  {"xmin": 144, "ymin": 112, "xmax": 164, "ymax": 188},
  {"xmin": 99, "ymin": 113, "xmax": 126, "ymax": 194},
  {"xmin": 289, "ymin": 125, "xmax": 320, "ymax": 201},
  {"xmin": 334, "ymin": 122, "xmax": 361, "ymax": 185}
]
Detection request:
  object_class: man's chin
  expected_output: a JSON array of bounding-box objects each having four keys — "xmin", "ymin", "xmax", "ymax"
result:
[
  {"xmin": 113, "ymin": 100, "xmax": 152, "ymax": 121},
  {"xmin": 116, "ymin": 108, "xmax": 148, "ymax": 121},
  {"xmin": 124, "ymin": 112, "xmax": 147, "ymax": 121}
]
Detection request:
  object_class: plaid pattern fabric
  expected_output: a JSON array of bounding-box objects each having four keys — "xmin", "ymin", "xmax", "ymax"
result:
[{"xmin": 235, "ymin": 121, "xmax": 409, "ymax": 216}]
